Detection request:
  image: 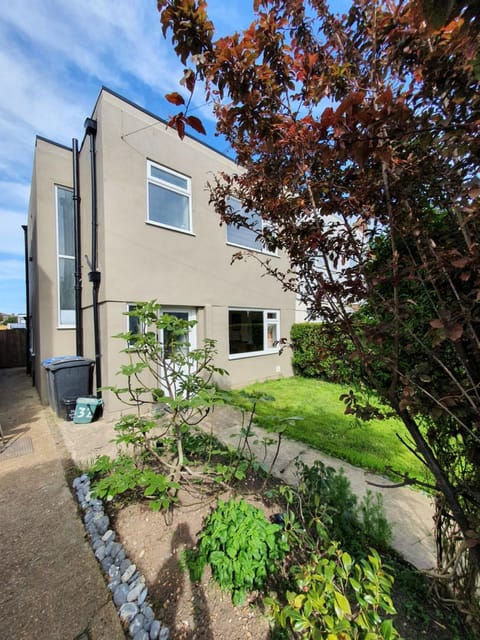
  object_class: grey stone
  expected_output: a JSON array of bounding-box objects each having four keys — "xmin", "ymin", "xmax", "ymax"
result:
[
  {"xmin": 159, "ymin": 626, "xmax": 169, "ymax": 640},
  {"xmin": 94, "ymin": 515, "xmax": 109, "ymax": 535},
  {"xmin": 84, "ymin": 509, "xmax": 95, "ymax": 524},
  {"xmin": 92, "ymin": 538, "xmax": 104, "ymax": 551},
  {"xmin": 143, "ymin": 617, "xmax": 152, "ymax": 633},
  {"xmin": 129, "ymin": 571, "xmax": 141, "ymax": 584},
  {"xmin": 141, "ymin": 605, "xmax": 154, "ymax": 621},
  {"xmin": 94, "ymin": 545, "xmax": 106, "ymax": 561},
  {"xmin": 121, "ymin": 563, "xmax": 137, "ymax": 583},
  {"xmin": 119, "ymin": 558, "xmax": 131, "ymax": 573},
  {"xmin": 133, "ymin": 631, "xmax": 149, "ymax": 640},
  {"xmin": 102, "ymin": 529, "xmax": 115, "ymax": 544},
  {"xmin": 104, "ymin": 540, "xmax": 114, "ymax": 557},
  {"xmin": 118, "ymin": 602, "xmax": 138, "ymax": 624},
  {"xmin": 138, "ymin": 587, "xmax": 148, "ymax": 606},
  {"xmin": 129, "ymin": 613, "xmax": 146, "ymax": 636},
  {"xmin": 113, "ymin": 583, "xmax": 130, "ymax": 607},
  {"xmin": 127, "ymin": 581, "xmax": 145, "ymax": 602},
  {"xmin": 109, "ymin": 564, "xmax": 121, "ymax": 580},
  {"xmin": 115, "ymin": 548, "xmax": 126, "ymax": 563},
  {"xmin": 107, "ymin": 580, "xmax": 119, "ymax": 592},
  {"xmin": 109, "ymin": 541, "xmax": 122, "ymax": 559},
  {"xmin": 149, "ymin": 620, "xmax": 161, "ymax": 640},
  {"xmin": 80, "ymin": 473, "xmax": 89, "ymax": 482},
  {"xmin": 72, "ymin": 477, "xmax": 82, "ymax": 489},
  {"xmin": 92, "ymin": 498, "xmax": 103, "ymax": 509},
  {"xmin": 101, "ymin": 556, "xmax": 112, "ymax": 572}
]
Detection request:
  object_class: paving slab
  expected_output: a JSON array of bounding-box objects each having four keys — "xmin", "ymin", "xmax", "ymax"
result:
[{"xmin": 0, "ymin": 368, "xmax": 125, "ymax": 640}]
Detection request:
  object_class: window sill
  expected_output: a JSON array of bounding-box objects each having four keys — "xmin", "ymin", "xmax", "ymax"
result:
[
  {"xmin": 229, "ymin": 350, "xmax": 279, "ymax": 360},
  {"xmin": 226, "ymin": 242, "xmax": 278, "ymax": 257},
  {"xmin": 146, "ymin": 220, "xmax": 195, "ymax": 236}
]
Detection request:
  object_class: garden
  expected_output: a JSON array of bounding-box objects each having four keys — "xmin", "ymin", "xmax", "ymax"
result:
[{"xmin": 83, "ymin": 304, "xmax": 472, "ymax": 639}]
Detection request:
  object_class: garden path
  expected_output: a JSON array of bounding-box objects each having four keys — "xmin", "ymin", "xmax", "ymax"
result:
[{"xmin": 202, "ymin": 405, "xmax": 437, "ymax": 571}]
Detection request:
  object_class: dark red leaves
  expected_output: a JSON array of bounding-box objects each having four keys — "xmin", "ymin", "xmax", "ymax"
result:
[
  {"xmin": 165, "ymin": 92, "xmax": 185, "ymax": 106},
  {"xmin": 185, "ymin": 115, "xmax": 206, "ymax": 135}
]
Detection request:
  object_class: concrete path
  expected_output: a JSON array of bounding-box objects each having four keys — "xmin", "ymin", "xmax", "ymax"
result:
[
  {"xmin": 0, "ymin": 368, "xmax": 124, "ymax": 640},
  {"xmin": 202, "ymin": 405, "xmax": 437, "ymax": 571}
]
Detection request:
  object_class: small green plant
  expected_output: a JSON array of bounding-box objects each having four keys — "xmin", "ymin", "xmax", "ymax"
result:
[
  {"xmin": 89, "ymin": 454, "xmax": 179, "ymax": 511},
  {"xmin": 267, "ymin": 545, "xmax": 399, "ymax": 639},
  {"xmin": 183, "ymin": 498, "xmax": 289, "ymax": 605},
  {"xmin": 292, "ymin": 459, "xmax": 392, "ymax": 556},
  {"xmin": 103, "ymin": 301, "xmax": 229, "ymax": 484}
]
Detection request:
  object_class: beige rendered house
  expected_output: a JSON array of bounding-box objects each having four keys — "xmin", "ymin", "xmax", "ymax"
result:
[{"xmin": 26, "ymin": 88, "xmax": 295, "ymax": 416}]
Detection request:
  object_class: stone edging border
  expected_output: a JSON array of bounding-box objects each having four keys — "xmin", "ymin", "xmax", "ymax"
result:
[{"xmin": 73, "ymin": 474, "xmax": 170, "ymax": 640}]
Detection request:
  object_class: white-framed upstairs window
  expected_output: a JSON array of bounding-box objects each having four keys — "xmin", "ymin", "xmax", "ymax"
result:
[
  {"xmin": 228, "ymin": 308, "xmax": 280, "ymax": 358},
  {"xmin": 226, "ymin": 196, "xmax": 276, "ymax": 255},
  {"xmin": 56, "ymin": 185, "xmax": 75, "ymax": 327},
  {"xmin": 147, "ymin": 160, "xmax": 192, "ymax": 233}
]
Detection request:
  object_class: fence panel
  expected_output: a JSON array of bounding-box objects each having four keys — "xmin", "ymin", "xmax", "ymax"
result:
[{"xmin": 0, "ymin": 329, "xmax": 26, "ymax": 368}]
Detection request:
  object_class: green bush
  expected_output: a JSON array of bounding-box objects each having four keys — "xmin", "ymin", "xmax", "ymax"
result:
[
  {"xmin": 267, "ymin": 545, "xmax": 399, "ymax": 639},
  {"xmin": 89, "ymin": 454, "xmax": 179, "ymax": 512},
  {"xmin": 184, "ymin": 498, "xmax": 289, "ymax": 605},
  {"xmin": 287, "ymin": 460, "xmax": 392, "ymax": 557},
  {"xmin": 290, "ymin": 323, "xmax": 360, "ymax": 384}
]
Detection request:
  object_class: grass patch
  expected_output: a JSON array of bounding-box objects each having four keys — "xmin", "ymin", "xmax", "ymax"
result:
[{"xmin": 232, "ymin": 377, "xmax": 432, "ymax": 485}]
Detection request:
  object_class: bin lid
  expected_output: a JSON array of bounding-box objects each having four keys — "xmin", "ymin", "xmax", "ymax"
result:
[
  {"xmin": 42, "ymin": 355, "xmax": 83, "ymax": 368},
  {"xmin": 76, "ymin": 396, "xmax": 103, "ymax": 405},
  {"xmin": 42, "ymin": 356, "xmax": 94, "ymax": 371}
]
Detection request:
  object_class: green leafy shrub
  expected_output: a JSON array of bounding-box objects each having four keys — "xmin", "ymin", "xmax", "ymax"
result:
[
  {"xmin": 89, "ymin": 454, "xmax": 179, "ymax": 511},
  {"xmin": 290, "ymin": 322, "xmax": 360, "ymax": 384},
  {"xmin": 267, "ymin": 545, "xmax": 399, "ymax": 639},
  {"xmin": 287, "ymin": 460, "xmax": 392, "ymax": 556},
  {"xmin": 184, "ymin": 498, "xmax": 289, "ymax": 605}
]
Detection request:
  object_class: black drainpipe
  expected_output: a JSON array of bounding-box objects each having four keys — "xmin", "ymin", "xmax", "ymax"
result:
[
  {"xmin": 21, "ymin": 224, "xmax": 31, "ymax": 378},
  {"xmin": 72, "ymin": 138, "xmax": 83, "ymax": 357},
  {"xmin": 84, "ymin": 117, "xmax": 102, "ymax": 398}
]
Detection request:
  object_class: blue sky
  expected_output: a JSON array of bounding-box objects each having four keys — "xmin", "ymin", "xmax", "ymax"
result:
[{"xmin": 0, "ymin": 0, "xmax": 351, "ymax": 315}]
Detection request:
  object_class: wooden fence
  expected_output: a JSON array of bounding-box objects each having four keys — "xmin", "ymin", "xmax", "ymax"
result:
[{"xmin": 0, "ymin": 329, "xmax": 26, "ymax": 368}]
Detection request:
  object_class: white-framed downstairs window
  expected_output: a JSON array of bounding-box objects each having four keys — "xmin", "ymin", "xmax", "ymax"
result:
[
  {"xmin": 56, "ymin": 185, "xmax": 75, "ymax": 327},
  {"xmin": 147, "ymin": 160, "xmax": 192, "ymax": 233},
  {"xmin": 228, "ymin": 308, "xmax": 280, "ymax": 358}
]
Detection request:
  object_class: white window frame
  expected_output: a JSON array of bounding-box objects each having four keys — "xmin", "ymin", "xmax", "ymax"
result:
[
  {"xmin": 146, "ymin": 160, "xmax": 193, "ymax": 234},
  {"xmin": 228, "ymin": 308, "xmax": 280, "ymax": 359},
  {"xmin": 226, "ymin": 196, "xmax": 277, "ymax": 255},
  {"xmin": 56, "ymin": 185, "xmax": 75, "ymax": 328}
]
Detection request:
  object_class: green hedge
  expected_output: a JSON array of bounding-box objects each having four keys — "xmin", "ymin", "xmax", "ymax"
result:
[{"xmin": 290, "ymin": 322, "xmax": 359, "ymax": 384}]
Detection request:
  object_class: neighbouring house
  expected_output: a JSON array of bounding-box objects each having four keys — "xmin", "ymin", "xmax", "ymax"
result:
[{"xmin": 26, "ymin": 87, "xmax": 295, "ymax": 416}]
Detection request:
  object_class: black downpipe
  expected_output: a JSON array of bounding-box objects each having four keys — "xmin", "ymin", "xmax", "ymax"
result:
[
  {"xmin": 72, "ymin": 138, "xmax": 83, "ymax": 357},
  {"xmin": 21, "ymin": 224, "xmax": 32, "ymax": 379},
  {"xmin": 84, "ymin": 118, "xmax": 102, "ymax": 398}
]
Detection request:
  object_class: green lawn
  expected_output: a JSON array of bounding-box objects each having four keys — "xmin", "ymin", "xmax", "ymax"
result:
[{"xmin": 232, "ymin": 377, "xmax": 432, "ymax": 485}]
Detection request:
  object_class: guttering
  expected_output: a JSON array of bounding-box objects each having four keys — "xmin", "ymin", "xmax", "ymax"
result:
[
  {"xmin": 72, "ymin": 138, "xmax": 83, "ymax": 356},
  {"xmin": 84, "ymin": 117, "xmax": 102, "ymax": 398},
  {"xmin": 21, "ymin": 224, "xmax": 31, "ymax": 378}
]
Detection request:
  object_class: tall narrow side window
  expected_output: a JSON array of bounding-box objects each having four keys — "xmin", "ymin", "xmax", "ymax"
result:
[
  {"xmin": 56, "ymin": 186, "xmax": 75, "ymax": 327},
  {"xmin": 147, "ymin": 161, "xmax": 192, "ymax": 233}
]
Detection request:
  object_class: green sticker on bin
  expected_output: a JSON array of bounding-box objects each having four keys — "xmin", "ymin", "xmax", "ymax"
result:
[{"xmin": 73, "ymin": 397, "xmax": 103, "ymax": 424}]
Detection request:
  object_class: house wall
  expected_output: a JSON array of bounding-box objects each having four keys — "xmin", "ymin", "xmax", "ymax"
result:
[
  {"xmin": 29, "ymin": 89, "xmax": 295, "ymax": 417},
  {"xmin": 28, "ymin": 138, "xmax": 76, "ymax": 404},
  {"xmin": 89, "ymin": 90, "xmax": 295, "ymax": 415}
]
